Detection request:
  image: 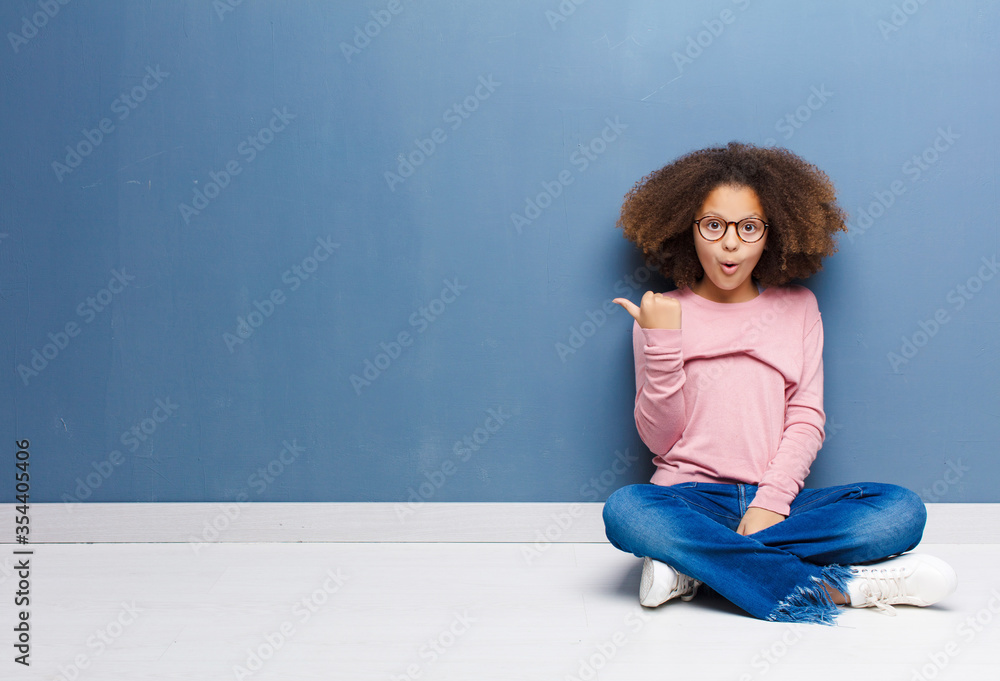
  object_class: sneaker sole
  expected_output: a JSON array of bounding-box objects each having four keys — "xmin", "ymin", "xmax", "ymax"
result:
[
  {"xmin": 639, "ymin": 556, "xmax": 684, "ymax": 608},
  {"xmin": 639, "ymin": 556, "xmax": 657, "ymax": 606}
]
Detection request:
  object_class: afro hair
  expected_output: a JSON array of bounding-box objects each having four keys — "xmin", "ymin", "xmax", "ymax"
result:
[{"xmin": 617, "ymin": 141, "xmax": 849, "ymax": 288}]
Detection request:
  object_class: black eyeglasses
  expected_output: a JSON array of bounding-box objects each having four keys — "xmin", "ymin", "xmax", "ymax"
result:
[{"xmin": 694, "ymin": 215, "xmax": 768, "ymax": 244}]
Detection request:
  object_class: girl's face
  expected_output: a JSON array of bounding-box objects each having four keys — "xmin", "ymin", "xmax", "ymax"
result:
[{"xmin": 691, "ymin": 184, "xmax": 768, "ymax": 303}]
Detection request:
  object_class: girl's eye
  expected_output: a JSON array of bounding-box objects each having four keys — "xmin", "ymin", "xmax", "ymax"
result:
[{"xmin": 707, "ymin": 220, "xmax": 723, "ymax": 230}]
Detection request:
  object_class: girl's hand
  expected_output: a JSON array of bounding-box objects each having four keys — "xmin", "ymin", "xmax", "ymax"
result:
[
  {"xmin": 736, "ymin": 507, "xmax": 786, "ymax": 536},
  {"xmin": 613, "ymin": 291, "xmax": 681, "ymax": 330}
]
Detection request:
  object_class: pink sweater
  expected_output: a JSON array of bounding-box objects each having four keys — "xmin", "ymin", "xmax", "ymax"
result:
[{"xmin": 632, "ymin": 284, "xmax": 826, "ymax": 516}]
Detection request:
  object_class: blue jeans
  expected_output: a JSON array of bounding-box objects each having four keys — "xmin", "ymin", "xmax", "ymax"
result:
[{"xmin": 602, "ymin": 482, "xmax": 926, "ymax": 624}]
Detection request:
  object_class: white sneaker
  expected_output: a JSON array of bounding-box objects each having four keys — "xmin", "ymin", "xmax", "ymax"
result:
[
  {"xmin": 845, "ymin": 553, "xmax": 957, "ymax": 615},
  {"xmin": 639, "ymin": 557, "xmax": 701, "ymax": 608}
]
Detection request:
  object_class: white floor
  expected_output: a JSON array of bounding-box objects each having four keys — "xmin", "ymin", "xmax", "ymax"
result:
[{"xmin": 3, "ymin": 542, "xmax": 997, "ymax": 680}]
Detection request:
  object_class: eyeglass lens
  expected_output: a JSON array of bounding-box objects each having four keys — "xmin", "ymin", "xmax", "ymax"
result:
[{"xmin": 698, "ymin": 216, "xmax": 766, "ymax": 243}]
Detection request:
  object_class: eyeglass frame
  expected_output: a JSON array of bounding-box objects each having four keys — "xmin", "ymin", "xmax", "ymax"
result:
[{"xmin": 693, "ymin": 215, "xmax": 769, "ymax": 244}]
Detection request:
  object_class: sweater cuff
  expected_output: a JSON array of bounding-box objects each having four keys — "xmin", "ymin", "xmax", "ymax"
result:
[
  {"xmin": 641, "ymin": 327, "xmax": 682, "ymax": 347},
  {"xmin": 748, "ymin": 488, "xmax": 793, "ymax": 517}
]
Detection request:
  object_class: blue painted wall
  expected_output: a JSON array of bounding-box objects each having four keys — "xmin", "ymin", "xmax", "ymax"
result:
[{"xmin": 1, "ymin": 0, "xmax": 997, "ymax": 505}]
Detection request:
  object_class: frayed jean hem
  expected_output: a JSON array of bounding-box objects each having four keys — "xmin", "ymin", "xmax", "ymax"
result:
[{"xmin": 765, "ymin": 564, "xmax": 854, "ymax": 625}]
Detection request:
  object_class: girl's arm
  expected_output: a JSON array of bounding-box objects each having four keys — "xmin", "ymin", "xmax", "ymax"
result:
[
  {"xmin": 632, "ymin": 322, "xmax": 687, "ymax": 455},
  {"xmin": 748, "ymin": 311, "xmax": 826, "ymax": 517},
  {"xmin": 615, "ymin": 293, "xmax": 686, "ymax": 455}
]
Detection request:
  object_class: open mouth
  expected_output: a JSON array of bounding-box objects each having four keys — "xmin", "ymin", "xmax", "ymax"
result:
[{"xmin": 721, "ymin": 262, "xmax": 738, "ymax": 274}]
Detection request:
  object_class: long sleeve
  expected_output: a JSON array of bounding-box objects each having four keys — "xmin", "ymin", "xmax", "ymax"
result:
[
  {"xmin": 633, "ymin": 321, "xmax": 687, "ymax": 456},
  {"xmin": 749, "ymin": 314, "xmax": 826, "ymax": 516}
]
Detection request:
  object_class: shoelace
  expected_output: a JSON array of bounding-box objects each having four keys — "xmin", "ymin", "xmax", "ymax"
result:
[
  {"xmin": 853, "ymin": 566, "xmax": 910, "ymax": 616},
  {"xmin": 673, "ymin": 575, "xmax": 701, "ymax": 602}
]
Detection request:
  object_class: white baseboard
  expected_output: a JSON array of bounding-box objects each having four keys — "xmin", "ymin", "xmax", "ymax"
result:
[{"xmin": 1, "ymin": 502, "xmax": 996, "ymax": 544}]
